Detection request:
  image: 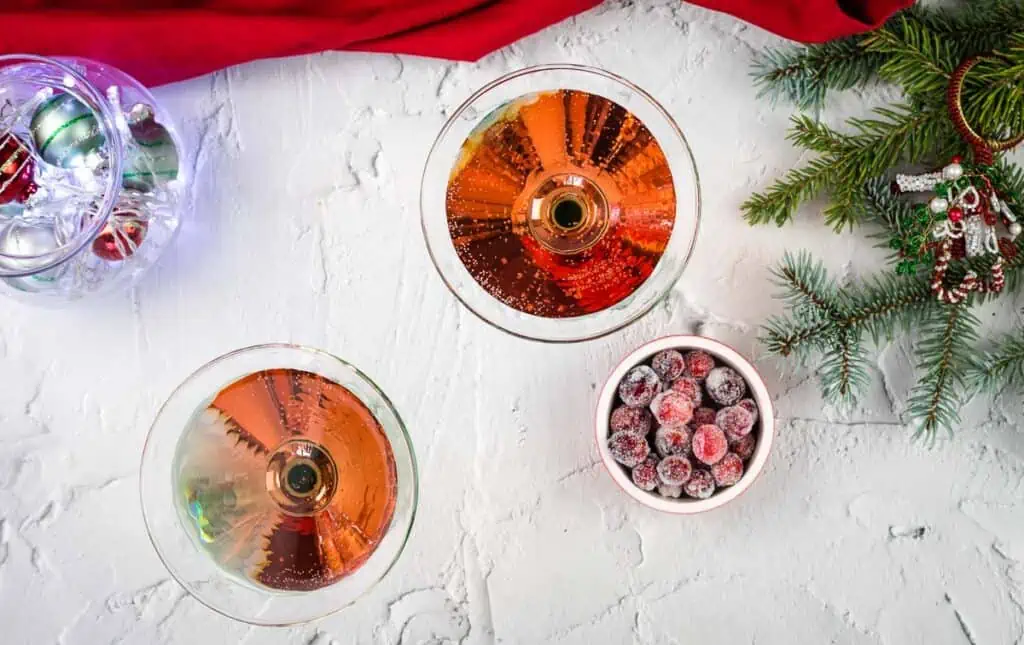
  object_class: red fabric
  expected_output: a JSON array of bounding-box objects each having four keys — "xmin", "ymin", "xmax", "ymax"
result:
[{"xmin": 0, "ymin": 0, "xmax": 914, "ymax": 86}]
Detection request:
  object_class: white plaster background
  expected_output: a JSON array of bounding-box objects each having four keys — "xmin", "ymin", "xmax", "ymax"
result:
[{"xmin": 1, "ymin": 1, "xmax": 1022, "ymax": 643}]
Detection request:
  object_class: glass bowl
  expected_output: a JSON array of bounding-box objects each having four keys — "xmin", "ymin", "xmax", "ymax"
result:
[
  {"xmin": 421, "ymin": 64, "xmax": 700, "ymax": 342},
  {"xmin": 140, "ymin": 344, "xmax": 418, "ymax": 625},
  {"xmin": 0, "ymin": 55, "xmax": 187, "ymax": 303}
]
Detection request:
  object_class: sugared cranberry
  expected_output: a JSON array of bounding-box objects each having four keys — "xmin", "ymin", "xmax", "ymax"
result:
[
  {"xmin": 691, "ymin": 407, "xmax": 717, "ymax": 427},
  {"xmin": 692, "ymin": 424, "xmax": 728, "ymax": 465},
  {"xmin": 608, "ymin": 431, "xmax": 650, "ymax": 468},
  {"xmin": 670, "ymin": 377, "xmax": 703, "ymax": 406},
  {"xmin": 657, "ymin": 455, "xmax": 693, "ymax": 486},
  {"xmin": 610, "ymin": 406, "xmax": 653, "ymax": 435},
  {"xmin": 716, "ymin": 406, "xmax": 754, "ymax": 439},
  {"xmin": 683, "ymin": 469, "xmax": 716, "ymax": 499},
  {"xmin": 730, "ymin": 433, "xmax": 756, "ymax": 461},
  {"xmin": 631, "ymin": 458, "xmax": 659, "ymax": 491},
  {"xmin": 658, "ymin": 483, "xmax": 683, "ymax": 498},
  {"xmin": 711, "ymin": 453, "xmax": 744, "ymax": 486},
  {"xmin": 684, "ymin": 350, "xmax": 716, "ymax": 380},
  {"xmin": 651, "ymin": 349, "xmax": 686, "ymax": 381},
  {"xmin": 654, "ymin": 426, "xmax": 691, "ymax": 457},
  {"xmin": 705, "ymin": 366, "xmax": 747, "ymax": 406},
  {"xmin": 650, "ymin": 391, "xmax": 694, "ymax": 428},
  {"xmin": 618, "ymin": 365, "xmax": 662, "ymax": 408},
  {"xmin": 737, "ymin": 399, "xmax": 759, "ymax": 423}
]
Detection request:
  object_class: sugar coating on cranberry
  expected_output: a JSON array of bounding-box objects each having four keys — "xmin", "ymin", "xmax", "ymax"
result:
[
  {"xmin": 705, "ymin": 366, "xmax": 747, "ymax": 406},
  {"xmin": 737, "ymin": 398, "xmax": 759, "ymax": 423},
  {"xmin": 730, "ymin": 433, "xmax": 756, "ymax": 461},
  {"xmin": 670, "ymin": 377, "xmax": 703, "ymax": 406},
  {"xmin": 650, "ymin": 391, "xmax": 694, "ymax": 429},
  {"xmin": 608, "ymin": 431, "xmax": 650, "ymax": 468},
  {"xmin": 716, "ymin": 405, "xmax": 754, "ymax": 439},
  {"xmin": 610, "ymin": 406, "xmax": 653, "ymax": 435},
  {"xmin": 618, "ymin": 365, "xmax": 662, "ymax": 407},
  {"xmin": 651, "ymin": 349, "xmax": 686, "ymax": 381},
  {"xmin": 711, "ymin": 453, "xmax": 744, "ymax": 487},
  {"xmin": 658, "ymin": 483, "xmax": 683, "ymax": 498},
  {"xmin": 691, "ymin": 407, "xmax": 717, "ymax": 427},
  {"xmin": 692, "ymin": 424, "xmax": 728, "ymax": 465},
  {"xmin": 684, "ymin": 350, "xmax": 716, "ymax": 380},
  {"xmin": 683, "ymin": 469, "xmax": 716, "ymax": 499},
  {"xmin": 631, "ymin": 458, "xmax": 659, "ymax": 491},
  {"xmin": 654, "ymin": 426, "xmax": 691, "ymax": 457},
  {"xmin": 657, "ymin": 455, "xmax": 693, "ymax": 486}
]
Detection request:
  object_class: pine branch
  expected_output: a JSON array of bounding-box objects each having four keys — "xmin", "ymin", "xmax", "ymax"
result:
[
  {"xmin": 751, "ymin": 38, "xmax": 882, "ymax": 110},
  {"xmin": 818, "ymin": 326, "xmax": 871, "ymax": 405},
  {"xmin": 968, "ymin": 330, "xmax": 1024, "ymax": 393},
  {"xmin": 838, "ymin": 272, "xmax": 935, "ymax": 345},
  {"xmin": 862, "ymin": 16, "xmax": 958, "ymax": 100},
  {"xmin": 761, "ymin": 315, "xmax": 833, "ymax": 359},
  {"xmin": 906, "ymin": 303, "xmax": 981, "ymax": 439},
  {"xmin": 770, "ymin": 251, "xmax": 841, "ymax": 318},
  {"xmin": 908, "ymin": 1, "xmax": 1024, "ymax": 57},
  {"xmin": 963, "ymin": 33, "xmax": 1024, "ymax": 141}
]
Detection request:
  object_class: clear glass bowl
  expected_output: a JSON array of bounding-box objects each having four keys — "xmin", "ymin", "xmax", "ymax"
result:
[
  {"xmin": 421, "ymin": 64, "xmax": 700, "ymax": 342},
  {"xmin": 140, "ymin": 344, "xmax": 418, "ymax": 625},
  {"xmin": 0, "ymin": 55, "xmax": 187, "ymax": 303}
]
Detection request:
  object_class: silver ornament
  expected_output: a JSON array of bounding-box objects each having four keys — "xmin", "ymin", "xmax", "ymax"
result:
[
  {"xmin": 942, "ymin": 162, "xmax": 963, "ymax": 181},
  {"xmin": 1010, "ymin": 222, "xmax": 1022, "ymax": 238},
  {"xmin": 0, "ymin": 221, "xmax": 67, "ymax": 292},
  {"xmin": 929, "ymin": 196, "xmax": 949, "ymax": 213},
  {"xmin": 30, "ymin": 93, "xmax": 107, "ymax": 169}
]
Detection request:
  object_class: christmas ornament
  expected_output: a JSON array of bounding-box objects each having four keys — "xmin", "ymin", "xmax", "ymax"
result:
[
  {"xmin": 29, "ymin": 93, "xmax": 106, "ymax": 169},
  {"xmin": 0, "ymin": 221, "xmax": 66, "ymax": 292},
  {"xmin": 91, "ymin": 199, "xmax": 149, "ymax": 261},
  {"xmin": 0, "ymin": 131, "xmax": 37, "ymax": 204},
  {"xmin": 122, "ymin": 103, "xmax": 179, "ymax": 192}
]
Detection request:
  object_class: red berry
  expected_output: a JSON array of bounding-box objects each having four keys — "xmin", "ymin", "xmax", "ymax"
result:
[
  {"xmin": 657, "ymin": 455, "xmax": 693, "ymax": 486},
  {"xmin": 608, "ymin": 431, "xmax": 650, "ymax": 468},
  {"xmin": 951, "ymin": 155, "xmax": 962, "ymax": 164},
  {"xmin": 716, "ymin": 406, "xmax": 754, "ymax": 439},
  {"xmin": 692, "ymin": 424, "xmax": 728, "ymax": 465},
  {"xmin": 618, "ymin": 365, "xmax": 662, "ymax": 408},
  {"xmin": 610, "ymin": 406, "xmax": 653, "ymax": 435},
  {"xmin": 730, "ymin": 433, "xmax": 756, "ymax": 461},
  {"xmin": 658, "ymin": 483, "xmax": 683, "ymax": 498},
  {"xmin": 711, "ymin": 453, "xmax": 744, "ymax": 487},
  {"xmin": 948, "ymin": 206, "xmax": 964, "ymax": 223},
  {"xmin": 651, "ymin": 349, "xmax": 686, "ymax": 381},
  {"xmin": 670, "ymin": 377, "xmax": 703, "ymax": 406},
  {"xmin": 705, "ymin": 366, "xmax": 747, "ymax": 406},
  {"xmin": 654, "ymin": 426, "xmax": 691, "ymax": 457},
  {"xmin": 737, "ymin": 399, "xmax": 759, "ymax": 424},
  {"xmin": 683, "ymin": 469, "xmax": 715, "ymax": 499},
  {"xmin": 684, "ymin": 350, "xmax": 716, "ymax": 380},
  {"xmin": 691, "ymin": 407, "xmax": 717, "ymax": 427},
  {"xmin": 650, "ymin": 391, "xmax": 694, "ymax": 428},
  {"xmin": 631, "ymin": 458, "xmax": 659, "ymax": 491}
]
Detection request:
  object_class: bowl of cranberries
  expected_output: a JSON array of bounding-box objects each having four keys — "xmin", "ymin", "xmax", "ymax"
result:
[{"xmin": 596, "ymin": 335, "xmax": 774, "ymax": 513}]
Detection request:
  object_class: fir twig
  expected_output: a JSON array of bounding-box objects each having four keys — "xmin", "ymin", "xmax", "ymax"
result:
[
  {"xmin": 968, "ymin": 330, "xmax": 1024, "ymax": 393},
  {"xmin": 752, "ymin": 38, "xmax": 882, "ymax": 110}
]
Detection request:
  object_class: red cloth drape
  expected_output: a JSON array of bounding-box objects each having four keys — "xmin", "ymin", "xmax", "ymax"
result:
[{"xmin": 0, "ymin": 0, "xmax": 914, "ymax": 86}]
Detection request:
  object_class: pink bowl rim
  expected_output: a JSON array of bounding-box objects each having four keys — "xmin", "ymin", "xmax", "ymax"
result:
[{"xmin": 594, "ymin": 334, "xmax": 775, "ymax": 514}]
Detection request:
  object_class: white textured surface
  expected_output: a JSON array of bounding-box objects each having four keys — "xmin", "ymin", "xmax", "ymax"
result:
[{"xmin": 1, "ymin": 2, "xmax": 1023, "ymax": 643}]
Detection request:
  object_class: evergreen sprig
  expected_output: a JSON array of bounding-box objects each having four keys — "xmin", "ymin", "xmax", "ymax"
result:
[{"xmin": 968, "ymin": 330, "xmax": 1024, "ymax": 393}]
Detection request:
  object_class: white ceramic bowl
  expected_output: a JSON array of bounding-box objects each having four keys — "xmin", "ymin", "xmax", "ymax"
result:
[{"xmin": 595, "ymin": 335, "xmax": 775, "ymax": 514}]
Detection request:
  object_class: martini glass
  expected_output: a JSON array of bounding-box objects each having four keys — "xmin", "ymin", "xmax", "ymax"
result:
[
  {"xmin": 421, "ymin": 64, "xmax": 700, "ymax": 342},
  {"xmin": 140, "ymin": 344, "xmax": 418, "ymax": 625}
]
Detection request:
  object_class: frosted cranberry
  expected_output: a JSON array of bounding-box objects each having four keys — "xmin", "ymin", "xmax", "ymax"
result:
[
  {"xmin": 608, "ymin": 431, "xmax": 650, "ymax": 468},
  {"xmin": 684, "ymin": 350, "xmax": 716, "ymax": 380},
  {"xmin": 654, "ymin": 426, "xmax": 691, "ymax": 457},
  {"xmin": 658, "ymin": 483, "xmax": 683, "ymax": 498},
  {"xmin": 651, "ymin": 349, "xmax": 686, "ymax": 381},
  {"xmin": 670, "ymin": 377, "xmax": 703, "ymax": 406},
  {"xmin": 711, "ymin": 453, "xmax": 744, "ymax": 486},
  {"xmin": 618, "ymin": 365, "xmax": 662, "ymax": 407},
  {"xmin": 737, "ymin": 398, "xmax": 759, "ymax": 423},
  {"xmin": 691, "ymin": 407, "xmax": 717, "ymax": 427},
  {"xmin": 631, "ymin": 458, "xmax": 659, "ymax": 491},
  {"xmin": 705, "ymin": 366, "xmax": 747, "ymax": 406},
  {"xmin": 610, "ymin": 406, "xmax": 653, "ymax": 435},
  {"xmin": 683, "ymin": 469, "xmax": 716, "ymax": 499},
  {"xmin": 716, "ymin": 406, "xmax": 754, "ymax": 439},
  {"xmin": 730, "ymin": 433, "xmax": 756, "ymax": 461},
  {"xmin": 650, "ymin": 391, "xmax": 694, "ymax": 428},
  {"xmin": 692, "ymin": 424, "xmax": 728, "ymax": 465},
  {"xmin": 657, "ymin": 455, "xmax": 693, "ymax": 486}
]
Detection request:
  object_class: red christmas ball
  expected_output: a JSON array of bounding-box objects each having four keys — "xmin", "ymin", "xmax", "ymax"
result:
[
  {"xmin": 0, "ymin": 132, "xmax": 38, "ymax": 204},
  {"xmin": 947, "ymin": 206, "xmax": 964, "ymax": 222},
  {"xmin": 92, "ymin": 208, "xmax": 148, "ymax": 261}
]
